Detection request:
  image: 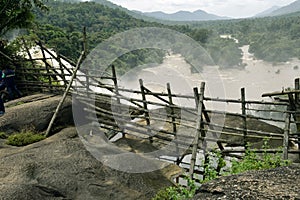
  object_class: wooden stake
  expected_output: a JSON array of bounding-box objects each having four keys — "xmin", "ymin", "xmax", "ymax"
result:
[
  {"xmin": 167, "ymin": 83, "xmax": 179, "ymax": 165},
  {"xmin": 283, "ymin": 111, "xmax": 290, "ymax": 160},
  {"xmin": 189, "ymin": 82, "xmax": 205, "ymax": 179}
]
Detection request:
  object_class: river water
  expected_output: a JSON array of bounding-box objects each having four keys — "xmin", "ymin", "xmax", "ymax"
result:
[{"xmin": 118, "ymin": 45, "xmax": 300, "ymax": 113}]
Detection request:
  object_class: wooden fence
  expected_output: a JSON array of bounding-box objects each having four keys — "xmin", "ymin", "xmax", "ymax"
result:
[{"xmin": 14, "ymin": 41, "xmax": 300, "ymax": 183}]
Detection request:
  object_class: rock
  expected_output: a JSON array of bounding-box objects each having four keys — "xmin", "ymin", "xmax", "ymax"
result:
[
  {"xmin": 0, "ymin": 127, "xmax": 181, "ymax": 200},
  {"xmin": 0, "ymin": 94, "xmax": 73, "ymax": 134},
  {"xmin": 193, "ymin": 165, "xmax": 300, "ymax": 199}
]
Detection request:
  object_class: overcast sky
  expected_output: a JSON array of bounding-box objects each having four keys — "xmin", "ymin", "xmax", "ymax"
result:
[{"xmin": 107, "ymin": 0, "xmax": 296, "ymax": 18}]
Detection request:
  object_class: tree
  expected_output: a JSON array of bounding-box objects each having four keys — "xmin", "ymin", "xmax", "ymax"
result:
[{"xmin": 0, "ymin": 0, "xmax": 48, "ymax": 38}]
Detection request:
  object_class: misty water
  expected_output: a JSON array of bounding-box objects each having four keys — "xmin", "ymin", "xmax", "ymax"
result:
[{"xmin": 117, "ymin": 45, "xmax": 299, "ymax": 113}]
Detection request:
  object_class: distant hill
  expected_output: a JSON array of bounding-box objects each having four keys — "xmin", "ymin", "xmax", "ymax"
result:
[
  {"xmin": 138, "ymin": 9, "xmax": 230, "ymax": 21},
  {"xmin": 90, "ymin": 0, "xmax": 167, "ymax": 22},
  {"xmin": 62, "ymin": 0, "xmax": 163, "ymax": 22},
  {"xmin": 263, "ymin": 0, "xmax": 300, "ymax": 16},
  {"xmin": 254, "ymin": 6, "xmax": 280, "ymax": 17}
]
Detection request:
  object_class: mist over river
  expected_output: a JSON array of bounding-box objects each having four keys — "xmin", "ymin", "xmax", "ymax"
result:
[{"xmin": 117, "ymin": 45, "xmax": 299, "ymax": 112}]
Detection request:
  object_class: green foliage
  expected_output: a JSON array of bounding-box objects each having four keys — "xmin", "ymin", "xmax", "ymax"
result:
[
  {"xmin": 0, "ymin": 0, "xmax": 48, "ymax": 72},
  {"xmin": 206, "ymin": 36, "xmax": 243, "ymax": 68},
  {"xmin": 30, "ymin": 0, "xmax": 243, "ymax": 72},
  {"xmin": 6, "ymin": 130, "xmax": 46, "ymax": 146},
  {"xmin": 152, "ymin": 175, "xmax": 198, "ymax": 200},
  {"xmin": 153, "ymin": 140, "xmax": 291, "ymax": 199},
  {"xmin": 192, "ymin": 12, "xmax": 300, "ymax": 63},
  {"xmin": 230, "ymin": 140, "xmax": 291, "ymax": 174},
  {"xmin": 202, "ymin": 151, "xmax": 226, "ymax": 183},
  {"xmin": 0, "ymin": 132, "xmax": 8, "ymax": 139},
  {"xmin": 0, "ymin": 0, "xmax": 48, "ymax": 38}
]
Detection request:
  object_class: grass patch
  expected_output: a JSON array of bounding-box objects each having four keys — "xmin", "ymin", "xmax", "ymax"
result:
[{"xmin": 6, "ymin": 130, "xmax": 46, "ymax": 146}]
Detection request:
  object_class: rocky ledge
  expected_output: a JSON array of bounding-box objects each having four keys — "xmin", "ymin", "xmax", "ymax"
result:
[
  {"xmin": 193, "ymin": 165, "xmax": 300, "ymax": 200},
  {"xmin": 0, "ymin": 127, "xmax": 181, "ymax": 200}
]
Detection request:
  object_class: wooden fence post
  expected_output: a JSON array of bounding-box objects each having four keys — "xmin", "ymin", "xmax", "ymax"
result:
[
  {"xmin": 295, "ymin": 78, "xmax": 299, "ymax": 103},
  {"xmin": 283, "ymin": 111, "xmax": 291, "ymax": 160},
  {"xmin": 189, "ymin": 82, "xmax": 205, "ymax": 179},
  {"xmin": 295, "ymin": 78, "xmax": 300, "ymax": 160},
  {"xmin": 139, "ymin": 79, "xmax": 152, "ymax": 143},
  {"xmin": 167, "ymin": 83, "xmax": 179, "ymax": 165},
  {"xmin": 241, "ymin": 88, "xmax": 248, "ymax": 149},
  {"xmin": 112, "ymin": 65, "xmax": 124, "ymax": 137}
]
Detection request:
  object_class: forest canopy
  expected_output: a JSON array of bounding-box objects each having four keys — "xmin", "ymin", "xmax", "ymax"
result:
[
  {"xmin": 31, "ymin": 0, "xmax": 243, "ymax": 72},
  {"xmin": 191, "ymin": 12, "xmax": 300, "ymax": 63}
]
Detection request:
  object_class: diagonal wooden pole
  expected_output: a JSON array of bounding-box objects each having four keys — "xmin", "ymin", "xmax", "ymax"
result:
[{"xmin": 45, "ymin": 50, "xmax": 85, "ymax": 137}]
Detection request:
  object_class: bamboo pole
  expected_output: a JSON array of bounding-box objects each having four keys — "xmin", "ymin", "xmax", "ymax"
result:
[
  {"xmin": 262, "ymin": 90, "xmax": 300, "ymax": 97},
  {"xmin": 45, "ymin": 50, "xmax": 85, "ymax": 137}
]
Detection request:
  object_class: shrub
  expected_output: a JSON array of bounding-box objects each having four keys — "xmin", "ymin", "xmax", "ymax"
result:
[
  {"xmin": 6, "ymin": 131, "xmax": 46, "ymax": 146},
  {"xmin": 152, "ymin": 175, "xmax": 198, "ymax": 200},
  {"xmin": 153, "ymin": 140, "xmax": 291, "ymax": 199},
  {"xmin": 202, "ymin": 151, "xmax": 226, "ymax": 183},
  {"xmin": 230, "ymin": 140, "xmax": 291, "ymax": 174}
]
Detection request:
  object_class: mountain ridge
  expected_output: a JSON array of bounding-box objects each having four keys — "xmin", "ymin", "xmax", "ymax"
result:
[
  {"xmin": 260, "ymin": 0, "xmax": 300, "ymax": 17},
  {"xmin": 254, "ymin": 6, "xmax": 280, "ymax": 17},
  {"xmin": 139, "ymin": 9, "xmax": 230, "ymax": 21}
]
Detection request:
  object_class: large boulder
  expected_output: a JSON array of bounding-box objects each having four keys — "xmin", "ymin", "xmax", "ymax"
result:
[
  {"xmin": 0, "ymin": 94, "xmax": 73, "ymax": 134},
  {"xmin": 0, "ymin": 127, "xmax": 182, "ymax": 200}
]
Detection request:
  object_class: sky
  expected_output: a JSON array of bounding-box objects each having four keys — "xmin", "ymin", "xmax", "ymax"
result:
[{"xmin": 107, "ymin": 0, "xmax": 297, "ymax": 18}]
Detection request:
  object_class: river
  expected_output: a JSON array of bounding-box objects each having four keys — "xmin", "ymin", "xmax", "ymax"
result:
[{"xmin": 118, "ymin": 44, "xmax": 300, "ymax": 112}]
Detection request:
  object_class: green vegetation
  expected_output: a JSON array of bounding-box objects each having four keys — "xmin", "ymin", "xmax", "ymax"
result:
[
  {"xmin": 230, "ymin": 141, "xmax": 291, "ymax": 174},
  {"xmin": 202, "ymin": 151, "xmax": 226, "ymax": 183},
  {"xmin": 30, "ymin": 0, "xmax": 242, "ymax": 73},
  {"xmin": 0, "ymin": 0, "xmax": 47, "ymax": 38},
  {"xmin": 192, "ymin": 12, "xmax": 300, "ymax": 63},
  {"xmin": 6, "ymin": 130, "xmax": 46, "ymax": 146},
  {"xmin": 0, "ymin": 0, "xmax": 47, "ymax": 66},
  {"xmin": 0, "ymin": 132, "xmax": 7, "ymax": 139},
  {"xmin": 152, "ymin": 175, "xmax": 198, "ymax": 200},
  {"xmin": 1, "ymin": 0, "xmax": 244, "ymax": 76},
  {"xmin": 153, "ymin": 140, "xmax": 291, "ymax": 200}
]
